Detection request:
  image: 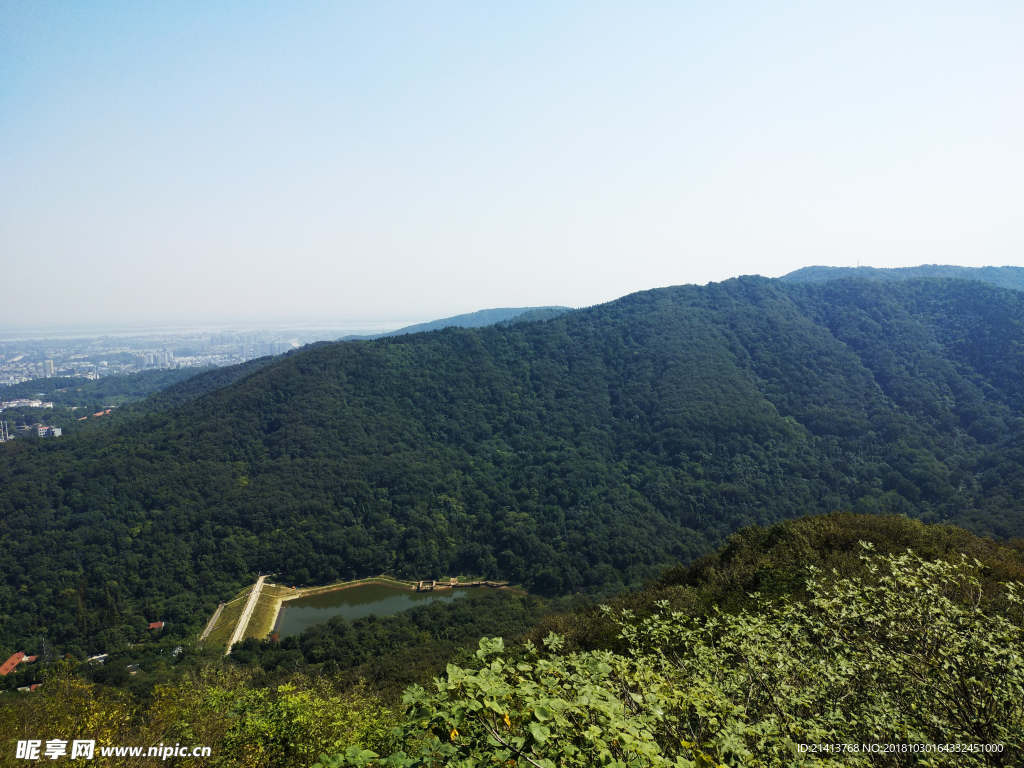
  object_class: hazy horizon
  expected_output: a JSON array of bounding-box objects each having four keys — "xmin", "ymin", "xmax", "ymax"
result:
[
  {"xmin": 3, "ymin": 3, "xmax": 1022, "ymax": 328},
  {"xmin": 2, "ymin": 263, "xmax": 1022, "ymax": 341},
  {"xmin": 0, "ymin": 319, "xmax": 421, "ymax": 343}
]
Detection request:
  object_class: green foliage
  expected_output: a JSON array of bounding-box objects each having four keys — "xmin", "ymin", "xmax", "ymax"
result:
[
  {"xmin": 528, "ymin": 511, "xmax": 1024, "ymax": 656},
  {"xmin": 151, "ymin": 671, "xmax": 397, "ymax": 767},
  {"xmin": 316, "ymin": 635, "xmax": 687, "ymax": 768},
  {"xmin": 340, "ymin": 307, "xmax": 572, "ymax": 340},
  {"xmin": 330, "ymin": 550, "xmax": 1024, "ymax": 767},
  {"xmin": 144, "ymin": 356, "xmax": 279, "ymax": 409},
  {"xmin": 781, "ymin": 265, "xmax": 1024, "ymax": 292},
  {"xmin": 5, "ymin": 277, "xmax": 1024, "ymax": 656},
  {"xmin": 618, "ymin": 549, "xmax": 1024, "ymax": 766},
  {"xmin": 0, "ymin": 663, "xmax": 398, "ymax": 768},
  {"xmin": 0, "ymin": 661, "xmax": 141, "ymax": 763},
  {"xmin": 4, "ymin": 524, "xmax": 1022, "ymax": 767}
]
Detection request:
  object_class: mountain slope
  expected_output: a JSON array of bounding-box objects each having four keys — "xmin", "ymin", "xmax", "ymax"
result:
[
  {"xmin": 781, "ymin": 263, "xmax": 1024, "ymax": 291},
  {"xmin": 338, "ymin": 306, "xmax": 572, "ymax": 340},
  {"xmin": 2, "ymin": 276, "xmax": 1024, "ymax": 656}
]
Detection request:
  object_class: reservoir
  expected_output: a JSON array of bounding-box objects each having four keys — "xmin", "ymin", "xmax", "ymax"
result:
[{"xmin": 273, "ymin": 582, "xmax": 500, "ymax": 638}]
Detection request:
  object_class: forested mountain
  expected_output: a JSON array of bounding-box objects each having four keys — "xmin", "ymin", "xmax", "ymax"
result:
[
  {"xmin": 143, "ymin": 355, "xmax": 281, "ymax": 409},
  {"xmin": 338, "ymin": 306, "xmax": 571, "ymax": 341},
  {"xmin": 781, "ymin": 263, "xmax": 1024, "ymax": 291},
  {"xmin": 3, "ymin": 276, "xmax": 1024, "ymax": 658}
]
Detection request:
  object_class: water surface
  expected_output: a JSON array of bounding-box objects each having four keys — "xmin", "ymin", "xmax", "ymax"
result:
[{"xmin": 274, "ymin": 583, "xmax": 499, "ymax": 637}]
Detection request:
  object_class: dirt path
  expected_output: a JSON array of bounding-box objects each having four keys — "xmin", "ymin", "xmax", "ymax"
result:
[
  {"xmin": 199, "ymin": 602, "xmax": 225, "ymax": 645},
  {"xmin": 225, "ymin": 575, "xmax": 266, "ymax": 656}
]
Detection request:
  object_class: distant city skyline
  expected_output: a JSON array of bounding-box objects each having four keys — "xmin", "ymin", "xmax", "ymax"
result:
[
  {"xmin": 0, "ymin": 319, "xmax": 421, "ymax": 340},
  {"xmin": 3, "ymin": 3, "xmax": 1022, "ymax": 327}
]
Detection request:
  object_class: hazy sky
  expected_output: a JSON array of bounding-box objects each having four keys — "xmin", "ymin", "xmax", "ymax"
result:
[{"xmin": 2, "ymin": 2, "xmax": 1022, "ymax": 328}]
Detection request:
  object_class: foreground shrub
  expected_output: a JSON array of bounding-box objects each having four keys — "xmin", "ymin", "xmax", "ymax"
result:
[
  {"xmin": 321, "ymin": 548, "xmax": 1024, "ymax": 767},
  {"xmin": 0, "ymin": 666, "xmax": 397, "ymax": 768}
]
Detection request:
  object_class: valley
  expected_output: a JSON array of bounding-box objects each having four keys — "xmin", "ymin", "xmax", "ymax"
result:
[{"xmin": 199, "ymin": 575, "xmax": 510, "ymax": 649}]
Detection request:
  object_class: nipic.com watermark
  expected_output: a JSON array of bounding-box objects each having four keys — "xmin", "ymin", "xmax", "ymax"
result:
[{"xmin": 15, "ymin": 740, "xmax": 211, "ymax": 760}]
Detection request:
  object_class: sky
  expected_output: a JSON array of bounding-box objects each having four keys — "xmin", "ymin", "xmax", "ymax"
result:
[{"xmin": 2, "ymin": 1, "xmax": 1023, "ymax": 329}]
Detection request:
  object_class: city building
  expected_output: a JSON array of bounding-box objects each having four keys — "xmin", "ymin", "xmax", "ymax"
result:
[{"xmin": 0, "ymin": 399, "xmax": 52, "ymax": 410}]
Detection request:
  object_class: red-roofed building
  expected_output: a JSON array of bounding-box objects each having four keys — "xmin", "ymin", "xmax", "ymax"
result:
[
  {"xmin": 0, "ymin": 652, "xmax": 25, "ymax": 676},
  {"xmin": 23, "ymin": 655, "xmax": 37, "ymax": 663},
  {"xmin": 148, "ymin": 621, "xmax": 165, "ymax": 630}
]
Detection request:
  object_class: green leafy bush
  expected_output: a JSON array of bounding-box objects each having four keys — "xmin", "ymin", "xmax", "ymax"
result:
[{"xmin": 324, "ymin": 549, "xmax": 1024, "ymax": 767}]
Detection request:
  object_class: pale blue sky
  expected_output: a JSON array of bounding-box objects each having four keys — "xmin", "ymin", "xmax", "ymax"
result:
[{"xmin": 2, "ymin": 2, "xmax": 1022, "ymax": 327}]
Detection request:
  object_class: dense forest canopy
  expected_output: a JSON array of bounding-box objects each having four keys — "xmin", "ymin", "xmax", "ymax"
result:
[
  {"xmin": 781, "ymin": 264, "xmax": 1024, "ymax": 292},
  {"xmin": 3, "ymin": 276, "xmax": 1024, "ymax": 658}
]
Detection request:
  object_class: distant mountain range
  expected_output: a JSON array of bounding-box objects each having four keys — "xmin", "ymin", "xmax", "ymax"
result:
[
  {"xmin": 338, "ymin": 306, "xmax": 572, "ymax": 340},
  {"xmin": 781, "ymin": 264, "xmax": 1024, "ymax": 291}
]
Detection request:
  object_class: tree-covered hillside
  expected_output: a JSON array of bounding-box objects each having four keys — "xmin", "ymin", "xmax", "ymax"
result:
[
  {"xmin": 338, "ymin": 307, "xmax": 572, "ymax": 341},
  {"xmin": 2, "ymin": 276, "xmax": 1024, "ymax": 657},
  {"xmin": 3, "ymin": 515, "xmax": 1022, "ymax": 767},
  {"xmin": 781, "ymin": 264, "xmax": 1024, "ymax": 292}
]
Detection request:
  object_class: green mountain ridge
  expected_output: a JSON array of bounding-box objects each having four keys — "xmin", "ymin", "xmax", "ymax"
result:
[
  {"xmin": 3, "ymin": 275, "xmax": 1024, "ymax": 657},
  {"xmin": 781, "ymin": 263, "xmax": 1024, "ymax": 291},
  {"xmin": 337, "ymin": 306, "xmax": 572, "ymax": 341}
]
